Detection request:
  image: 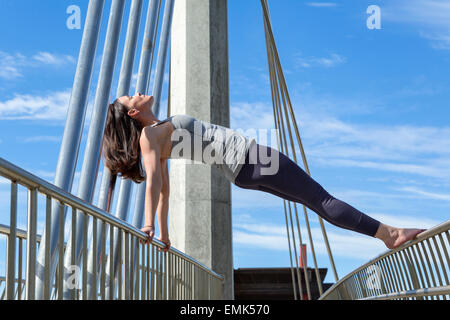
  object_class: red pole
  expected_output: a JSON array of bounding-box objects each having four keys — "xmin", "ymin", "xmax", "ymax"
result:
[{"xmin": 299, "ymin": 244, "xmax": 307, "ymax": 267}]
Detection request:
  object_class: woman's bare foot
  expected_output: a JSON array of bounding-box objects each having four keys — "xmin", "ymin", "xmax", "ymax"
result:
[{"xmin": 375, "ymin": 223, "xmax": 427, "ymax": 250}]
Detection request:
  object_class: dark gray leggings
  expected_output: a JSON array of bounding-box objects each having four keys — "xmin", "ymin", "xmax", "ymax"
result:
[{"xmin": 234, "ymin": 143, "xmax": 381, "ymax": 238}]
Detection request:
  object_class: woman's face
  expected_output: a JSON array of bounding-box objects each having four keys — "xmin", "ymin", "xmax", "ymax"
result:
[{"xmin": 118, "ymin": 93, "xmax": 154, "ymax": 113}]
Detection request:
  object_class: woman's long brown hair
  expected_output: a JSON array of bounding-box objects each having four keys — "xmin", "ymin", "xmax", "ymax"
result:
[{"xmin": 103, "ymin": 99, "xmax": 145, "ymax": 184}]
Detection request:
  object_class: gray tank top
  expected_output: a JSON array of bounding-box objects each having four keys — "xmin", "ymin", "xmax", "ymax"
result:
[{"xmin": 151, "ymin": 114, "xmax": 256, "ymax": 184}]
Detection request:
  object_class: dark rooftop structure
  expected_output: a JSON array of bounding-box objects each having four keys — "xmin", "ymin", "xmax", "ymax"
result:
[{"xmin": 234, "ymin": 267, "xmax": 334, "ymax": 300}]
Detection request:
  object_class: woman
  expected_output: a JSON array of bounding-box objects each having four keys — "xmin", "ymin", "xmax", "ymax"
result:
[{"xmin": 103, "ymin": 93, "xmax": 426, "ymax": 253}]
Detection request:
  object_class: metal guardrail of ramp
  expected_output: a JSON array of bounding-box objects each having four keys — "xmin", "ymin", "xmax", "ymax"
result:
[
  {"xmin": 0, "ymin": 157, "xmax": 224, "ymax": 300},
  {"xmin": 319, "ymin": 220, "xmax": 450, "ymax": 300}
]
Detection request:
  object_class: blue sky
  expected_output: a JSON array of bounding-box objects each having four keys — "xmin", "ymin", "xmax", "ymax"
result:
[{"xmin": 0, "ymin": 0, "xmax": 449, "ymax": 286}]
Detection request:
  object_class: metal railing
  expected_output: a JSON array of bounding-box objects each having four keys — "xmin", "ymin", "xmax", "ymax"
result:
[
  {"xmin": 319, "ymin": 220, "xmax": 450, "ymax": 300},
  {"xmin": 0, "ymin": 157, "xmax": 224, "ymax": 300}
]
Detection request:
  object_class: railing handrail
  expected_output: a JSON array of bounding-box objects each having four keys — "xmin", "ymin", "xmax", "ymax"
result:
[
  {"xmin": 0, "ymin": 157, "xmax": 224, "ymax": 282},
  {"xmin": 0, "ymin": 276, "xmax": 26, "ymax": 284},
  {"xmin": 319, "ymin": 220, "xmax": 450, "ymax": 300},
  {"xmin": 0, "ymin": 223, "xmax": 40, "ymax": 241},
  {"xmin": 358, "ymin": 285, "xmax": 450, "ymax": 300}
]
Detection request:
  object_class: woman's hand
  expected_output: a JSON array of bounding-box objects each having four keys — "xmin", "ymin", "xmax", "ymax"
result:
[
  {"xmin": 158, "ymin": 237, "xmax": 171, "ymax": 253},
  {"xmin": 140, "ymin": 225, "xmax": 155, "ymax": 245}
]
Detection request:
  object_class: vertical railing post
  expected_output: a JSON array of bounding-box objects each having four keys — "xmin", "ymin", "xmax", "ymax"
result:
[
  {"xmin": 100, "ymin": 221, "xmax": 107, "ymax": 300},
  {"xmin": 109, "ymin": 225, "xmax": 115, "ymax": 300},
  {"xmin": 58, "ymin": 203, "xmax": 64, "ymax": 300},
  {"xmin": 70, "ymin": 206, "xmax": 77, "ymax": 300},
  {"xmin": 123, "ymin": 231, "xmax": 130, "ymax": 299},
  {"xmin": 403, "ymin": 249, "xmax": 422, "ymax": 300},
  {"xmin": 91, "ymin": 217, "xmax": 98, "ymax": 299},
  {"xmin": 26, "ymin": 188, "xmax": 37, "ymax": 300},
  {"xmin": 18, "ymin": 238, "xmax": 23, "ymax": 300},
  {"xmin": 82, "ymin": 212, "xmax": 88, "ymax": 300},
  {"xmin": 133, "ymin": 237, "xmax": 139, "ymax": 299},
  {"xmin": 382, "ymin": 256, "xmax": 398, "ymax": 296},
  {"xmin": 117, "ymin": 232, "xmax": 123, "ymax": 300},
  {"xmin": 432, "ymin": 236, "xmax": 449, "ymax": 287},
  {"xmin": 426, "ymin": 239, "xmax": 444, "ymax": 290},
  {"xmin": 6, "ymin": 181, "xmax": 18, "ymax": 300},
  {"xmin": 141, "ymin": 244, "xmax": 146, "ymax": 300},
  {"xmin": 150, "ymin": 245, "xmax": 154, "ymax": 300},
  {"xmin": 43, "ymin": 196, "xmax": 52, "ymax": 299},
  {"xmin": 414, "ymin": 243, "xmax": 434, "ymax": 299}
]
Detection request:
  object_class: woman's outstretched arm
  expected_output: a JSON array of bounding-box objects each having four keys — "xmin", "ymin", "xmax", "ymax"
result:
[
  {"xmin": 156, "ymin": 159, "xmax": 170, "ymax": 252},
  {"xmin": 140, "ymin": 128, "xmax": 162, "ymax": 238}
]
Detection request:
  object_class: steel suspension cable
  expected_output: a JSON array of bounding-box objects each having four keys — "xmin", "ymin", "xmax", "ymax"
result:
[
  {"xmin": 262, "ymin": 13, "xmax": 301, "ymax": 299},
  {"xmin": 262, "ymin": 12, "xmax": 307, "ymax": 300},
  {"xmin": 260, "ymin": 0, "xmax": 340, "ymax": 295}
]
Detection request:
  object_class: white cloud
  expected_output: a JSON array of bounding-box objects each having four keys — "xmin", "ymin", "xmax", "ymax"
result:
[
  {"xmin": 32, "ymin": 52, "xmax": 76, "ymax": 65},
  {"xmin": 234, "ymin": 230, "xmax": 289, "ymax": 251},
  {"xmin": 230, "ymin": 101, "xmax": 276, "ymax": 139},
  {"xmin": 302, "ymin": 119, "xmax": 450, "ymax": 158},
  {"xmin": 294, "ymin": 52, "xmax": 346, "ymax": 69},
  {"xmin": 236, "ymin": 219, "xmax": 384, "ymax": 260},
  {"xmin": 21, "ymin": 135, "xmax": 62, "ymax": 143},
  {"xmin": 306, "ymin": 2, "xmax": 337, "ymax": 7},
  {"xmin": 300, "ymin": 115, "xmax": 450, "ymax": 179},
  {"xmin": 32, "ymin": 169, "xmax": 57, "ymax": 181},
  {"xmin": 333, "ymin": 189, "xmax": 414, "ymax": 202},
  {"xmin": 383, "ymin": 0, "xmax": 450, "ymax": 50},
  {"xmin": 383, "ymin": 0, "xmax": 450, "ymax": 28},
  {"xmin": 236, "ymin": 222, "xmax": 287, "ymax": 236},
  {"xmin": 388, "ymin": 75, "xmax": 445, "ymax": 99},
  {"xmin": 230, "ymin": 99, "xmax": 450, "ymax": 180},
  {"xmin": 233, "ymin": 212, "xmax": 441, "ymax": 261},
  {"xmin": 233, "ymin": 185, "xmax": 283, "ymax": 209},
  {"xmin": 0, "ymin": 51, "xmax": 75, "ymax": 80},
  {"xmin": 0, "ymin": 52, "xmax": 25, "ymax": 79},
  {"xmin": 369, "ymin": 213, "xmax": 441, "ymax": 230},
  {"xmin": 0, "ymin": 89, "xmax": 71, "ymax": 120},
  {"xmin": 420, "ymin": 32, "xmax": 450, "ymax": 51},
  {"xmin": 316, "ymin": 158, "xmax": 447, "ymax": 179},
  {"xmin": 396, "ymin": 186, "xmax": 450, "ymax": 202}
]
